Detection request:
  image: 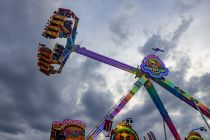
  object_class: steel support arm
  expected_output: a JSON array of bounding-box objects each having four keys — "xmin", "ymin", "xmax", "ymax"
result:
[
  {"xmin": 144, "ymin": 80, "xmax": 181, "ymax": 140},
  {"xmin": 153, "ymin": 78, "xmax": 210, "ymax": 118},
  {"xmin": 86, "ymin": 75, "xmax": 148, "ymax": 140}
]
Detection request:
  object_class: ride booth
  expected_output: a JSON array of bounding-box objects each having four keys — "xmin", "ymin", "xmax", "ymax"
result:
[
  {"xmin": 185, "ymin": 131, "xmax": 204, "ymax": 140},
  {"xmin": 50, "ymin": 119, "xmax": 86, "ymax": 140},
  {"xmin": 110, "ymin": 121, "xmax": 139, "ymax": 140}
]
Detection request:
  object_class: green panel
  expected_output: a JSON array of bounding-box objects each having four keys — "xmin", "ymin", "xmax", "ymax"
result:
[{"xmin": 131, "ymin": 86, "xmax": 140, "ymax": 94}]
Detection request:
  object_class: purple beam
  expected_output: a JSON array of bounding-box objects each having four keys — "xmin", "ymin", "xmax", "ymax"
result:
[{"xmin": 74, "ymin": 45, "xmax": 138, "ymax": 74}]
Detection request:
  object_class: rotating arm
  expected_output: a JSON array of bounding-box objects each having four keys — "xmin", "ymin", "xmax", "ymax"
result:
[{"xmin": 74, "ymin": 45, "xmax": 139, "ymax": 75}]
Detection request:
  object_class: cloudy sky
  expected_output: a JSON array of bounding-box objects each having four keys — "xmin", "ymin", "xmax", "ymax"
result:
[{"xmin": 0, "ymin": 0, "xmax": 210, "ymax": 139}]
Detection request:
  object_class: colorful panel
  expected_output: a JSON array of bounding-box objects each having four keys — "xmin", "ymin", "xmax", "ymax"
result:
[{"xmin": 140, "ymin": 54, "xmax": 169, "ymax": 78}]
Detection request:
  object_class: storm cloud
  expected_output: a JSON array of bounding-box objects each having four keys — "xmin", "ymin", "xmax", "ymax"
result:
[
  {"xmin": 0, "ymin": 0, "xmax": 210, "ymax": 140},
  {"xmin": 0, "ymin": 0, "xmax": 113, "ymax": 139}
]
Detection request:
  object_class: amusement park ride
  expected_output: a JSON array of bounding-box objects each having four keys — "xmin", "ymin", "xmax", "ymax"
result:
[{"xmin": 38, "ymin": 8, "xmax": 210, "ymax": 140}]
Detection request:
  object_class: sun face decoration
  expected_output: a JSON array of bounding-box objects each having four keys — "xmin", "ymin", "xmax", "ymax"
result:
[
  {"xmin": 115, "ymin": 130, "xmax": 135, "ymax": 140},
  {"xmin": 110, "ymin": 122, "xmax": 139, "ymax": 140},
  {"xmin": 186, "ymin": 131, "xmax": 204, "ymax": 140}
]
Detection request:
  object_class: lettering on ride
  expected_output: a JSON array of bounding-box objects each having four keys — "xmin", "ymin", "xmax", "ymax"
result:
[
  {"xmin": 53, "ymin": 119, "xmax": 85, "ymax": 127},
  {"xmin": 140, "ymin": 54, "xmax": 169, "ymax": 78},
  {"xmin": 174, "ymin": 86, "xmax": 185, "ymax": 95}
]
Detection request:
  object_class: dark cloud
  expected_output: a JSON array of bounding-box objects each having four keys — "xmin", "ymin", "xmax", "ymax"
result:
[
  {"xmin": 172, "ymin": 0, "xmax": 202, "ymax": 14},
  {"xmin": 0, "ymin": 0, "xmax": 113, "ymax": 140},
  {"xmin": 110, "ymin": 16, "xmax": 130, "ymax": 41},
  {"xmin": 0, "ymin": 0, "xmax": 61, "ymax": 137},
  {"xmin": 109, "ymin": 0, "xmax": 136, "ymax": 46},
  {"xmin": 139, "ymin": 16, "xmax": 193, "ymax": 59},
  {"xmin": 80, "ymin": 87, "xmax": 113, "ymax": 126},
  {"xmin": 187, "ymin": 73, "xmax": 210, "ymax": 106},
  {"xmin": 172, "ymin": 17, "xmax": 193, "ymax": 42},
  {"xmin": 0, "ymin": 0, "xmax": 58, "ymax": 47},
  {"xmin": 1, "ymin": 0, "xmax": 209, "ymax": 140}
]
